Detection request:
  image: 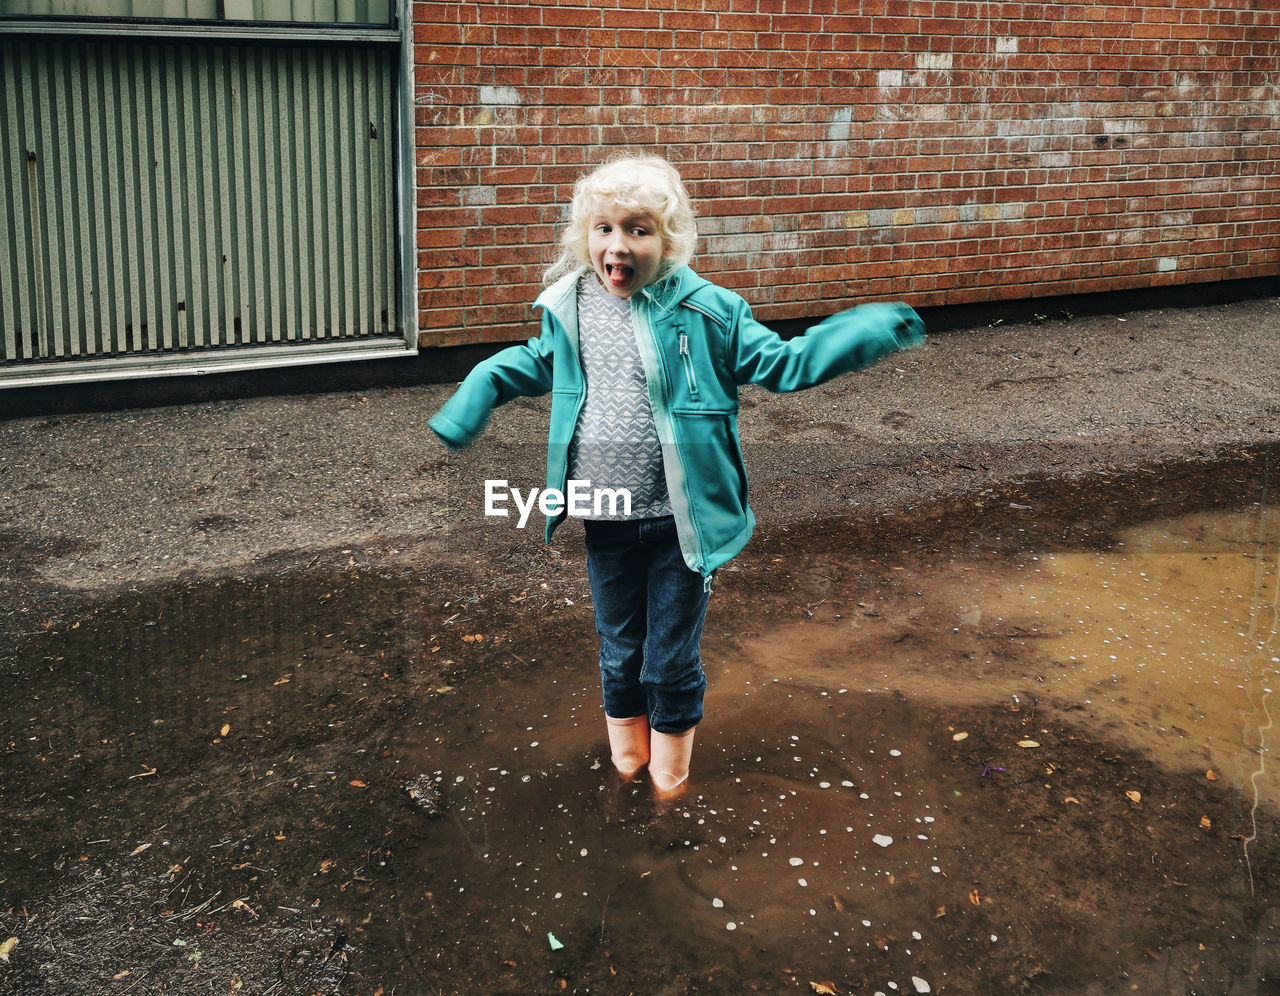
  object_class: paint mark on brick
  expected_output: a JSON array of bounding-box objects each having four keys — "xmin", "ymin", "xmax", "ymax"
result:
[
  {"xmin": 877, "ymin": 69, "xmax": 904, "ymax": 89},
  {"xmin": 479, "ymin": 85, "xmax": 521, "ymax": 106},
  {"xmin": 996, "ymin": 37, "xmax": 1019, "ymax": 55},
  {"xmin": 827, "ymin": 107, "xmax": 854, "ymax": 144},
  {"xmin": 463, "ymin": 186, "xmax": 497, "ymax": 206},
  {"xmin": 916, "ymin": 53, "xmax": 953, "ymax": 71},
  {"xmin": 1158, "ymin": 258, "xmax": 1179, "ymax": 272}
]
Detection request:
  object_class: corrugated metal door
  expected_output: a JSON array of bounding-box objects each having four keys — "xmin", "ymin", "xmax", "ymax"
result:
[{"xmin": 0, "ymin": 37, "xmax": 402, "ymax": 379}]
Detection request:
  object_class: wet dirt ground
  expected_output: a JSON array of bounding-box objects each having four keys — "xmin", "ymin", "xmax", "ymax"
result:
[{"xmin": 2, "ymin": 297, "xmax": 1280, "ymax": 994}]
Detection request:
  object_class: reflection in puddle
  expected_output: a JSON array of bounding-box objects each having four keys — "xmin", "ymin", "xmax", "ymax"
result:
[
  {"xmin": 990, "ymin": 505, "xmax": 1280, "ymax": 798},
  {"xmin": 744, "ymin": 499, "xmax": 1279, "ymax": 801}
]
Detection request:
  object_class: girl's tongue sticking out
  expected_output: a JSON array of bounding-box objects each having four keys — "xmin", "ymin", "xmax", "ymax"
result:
[{"xmin": 606, "ymin": 263, "xmax": 634, "ymax": 289}]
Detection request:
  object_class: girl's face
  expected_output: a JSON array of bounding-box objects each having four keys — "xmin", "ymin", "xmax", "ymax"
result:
[{"xmin": 587, "ymin": 202, "xmax": 664, "ymax": 298}]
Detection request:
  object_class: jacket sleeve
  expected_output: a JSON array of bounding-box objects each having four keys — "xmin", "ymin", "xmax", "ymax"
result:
[
  {"xmin": 727, "ymin": 297, "xmax": 926, "ymax": 393},
  {"xmin": 427, "ymin": 323, "xmax": 557, "ymax": 450}
]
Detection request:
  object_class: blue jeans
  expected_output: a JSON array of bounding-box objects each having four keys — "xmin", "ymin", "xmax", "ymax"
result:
[{"xmin": 582, "ymin": 516, "xmax": 711, "ymax": 735}]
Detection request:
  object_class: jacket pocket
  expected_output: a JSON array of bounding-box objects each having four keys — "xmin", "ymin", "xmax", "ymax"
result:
[{"xmin": 668, "ymin": 408, "xmax": 750, "ymax": 531}]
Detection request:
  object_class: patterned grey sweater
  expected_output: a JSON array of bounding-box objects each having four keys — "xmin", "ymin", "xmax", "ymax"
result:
[{"xmin": 567, "ymin": 274, "xmax": 672, "ymax": 520}]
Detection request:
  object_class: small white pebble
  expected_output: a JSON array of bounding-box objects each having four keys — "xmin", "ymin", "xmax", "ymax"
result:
[
  {"xmin": 789, "ymin": 857, "xmax": 805, "ymax": 866},
  {"xmin": 873, "ymin": 834, "xmax": 893, "ymax": 848},
  {"xmin": 912, "ymin": 978, "xmax": 931, "ymax": 994},
  {"xmin": 713, "ymin": 898, "xmax": 724, "ymax": 909}
]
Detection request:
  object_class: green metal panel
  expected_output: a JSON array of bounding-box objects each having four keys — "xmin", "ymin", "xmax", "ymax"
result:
[
  {"xmin": 0, "ymin": 1, "xmax": 392, "ymax": 25},
  {"xmin": 0, "ymin": 37, "xmax": 398, "ymax": 370}
]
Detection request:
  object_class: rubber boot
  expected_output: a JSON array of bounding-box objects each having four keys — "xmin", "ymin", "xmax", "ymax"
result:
[
  {"xmin": 650, "ymin": 727, "xmax": 696, "ymax": 798},
  {"xmin": 605, "ymin": 715, "xmax": 650, "ymax": 779}
]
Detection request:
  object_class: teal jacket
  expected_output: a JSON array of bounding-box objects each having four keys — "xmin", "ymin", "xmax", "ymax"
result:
[{"xmin": 429, "ymin": 266, "xmax": 925, "ymax": 578}]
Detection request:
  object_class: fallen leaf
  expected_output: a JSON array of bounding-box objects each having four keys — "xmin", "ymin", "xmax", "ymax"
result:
[
  {"xmin": 810, "ymin": 983, "xmax": 840, "ymax": 995},
  {"xmin": 273, "ymin": 676, "xmax": 291, "ymax": 686},
  {"xmin": 1200, "ymin": 815, "xmax": 1212, "ymax": 830},
  {"xmin": 220, "ymin": 724, "xmax": 231, "ymax": 737},
  {"xmin": 129, "ymin": 842, "xmax": 152, "ymax": 857},
  {"xmin": 1017, "ymin": 740, "xmax": 1040, "ymax": 749},
  {"xmin": 232, "ymin": 899, "xmax": 259, "ymax": 917},
  {"xmin": 113, "ymin": 970, "xmax": 131, "ymax": 980},
  {"xmin": 968, "ymin": 889, "xmax": 982, "ymax": 907},
  {"xmin": 1206, "ymin": 770, "xmax": 1219, "ymax": 781},
  {"xmin": 934, "ymin": 906, "xmax": 947, "ymax": 918},
  {"xmin": 319, "ymin": 858, "xmax": 337, "ymax": 873},
  {"xmin": 0, "ymin": 938, "xmax": 17, "ymax": 962},
  {"xmin": 1064, "ymin": 796, "xmax": 1081, "ymax": 805},
  {"xmin": 829, "ymin": 894, "xmax": 845, "ymax": 912},
  {"xmin": 1126, "ymin": 790, "xmax": 1142, "ymax": 804},
  {"xmin": 952, "ymin": 732, "xmax": 969, "ymax": 742},
  {"xmin": 349, "ymin": 780, "xmax": 367, "ymax": 788}
]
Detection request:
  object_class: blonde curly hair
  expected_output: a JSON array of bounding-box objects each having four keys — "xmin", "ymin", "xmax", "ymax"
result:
[{"xmin": 544, "ymin": 154, "xmax": 697, "ymax": 286}]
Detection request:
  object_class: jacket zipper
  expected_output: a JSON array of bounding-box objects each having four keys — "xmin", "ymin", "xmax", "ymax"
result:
[
  {"xmin": 633, "ymin": 298, "xmax": 706, "ymax": 577},
  {"xmin": 678, "ymin": 332, "xmax": 700, "ymax": 399}
]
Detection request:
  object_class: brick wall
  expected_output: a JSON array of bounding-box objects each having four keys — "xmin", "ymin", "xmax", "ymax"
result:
[{"xmin": 412, "ymin": 0, "xmax": 1280, "ymax": 347}]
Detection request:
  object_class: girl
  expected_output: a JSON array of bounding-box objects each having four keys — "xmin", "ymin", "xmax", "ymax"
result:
[{"xmin": 429, "ymin": 155, "xmax": 925, "ymax": 797}]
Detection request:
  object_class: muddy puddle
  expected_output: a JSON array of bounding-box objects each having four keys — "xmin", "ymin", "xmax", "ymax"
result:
[{"xmin": 3, "ymin": 449, "xmax": 1279, "ymax": 994}]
